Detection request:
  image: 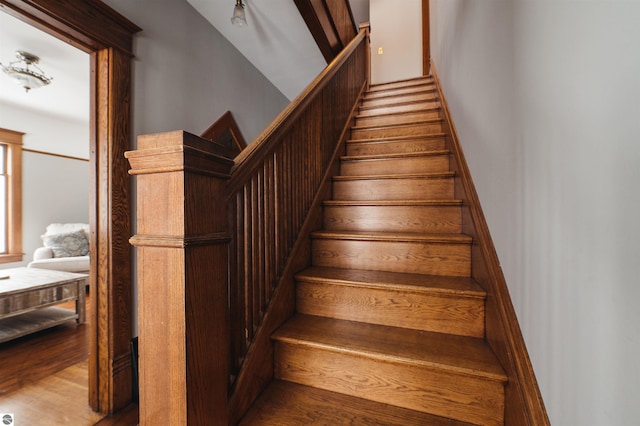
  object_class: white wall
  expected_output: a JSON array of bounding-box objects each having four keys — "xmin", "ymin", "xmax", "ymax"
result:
[
  {"xmin": 103, "ymin": 0, "xmax": 289, "ymax": 144},
  {"xmin": 431, "ymin": 1, "xmax": 640, "ymax": 425},
  {"xmin": 0, "ymin": 101, "xmax": 90, "ymax": 269},
  {"xmin": 370, "ymin": 0, "xmax": 423, "ymax": 84}
]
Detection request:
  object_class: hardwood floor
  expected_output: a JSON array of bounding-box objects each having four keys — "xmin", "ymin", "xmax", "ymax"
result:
[{"xmin": 0, "ymin": 294, "xmax": 138, "ymax": 425}]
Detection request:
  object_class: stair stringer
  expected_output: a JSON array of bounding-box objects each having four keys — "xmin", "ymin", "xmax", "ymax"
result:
[{"xmin": 431, "ymin": 62, "xmax": 550, "ymax": 426}]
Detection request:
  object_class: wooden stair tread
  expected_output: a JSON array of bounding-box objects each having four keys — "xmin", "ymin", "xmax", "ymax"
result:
[
  {"xmin": 324, "ymin": 199, "xmax": 462, "ymax": 207},
  {"xmin": 296, "ymin": 266, "xmax": 485, "ymax": 297},
  {"xmin": 369, "ymin": 77, "xmax": 434, "ymax": 92},
  {"xmin": 360, "ymin": 98, "xmax": 439, "ymax": 111},
  {"xmin": 357, "ymin": 101, "xmax": 442, "ymax": 117},
  {"xmin": 355, "ymin": 105, "xmax": 441, "ymax": 119},
  {"xmin": 346, "ymin": 133, "xmax": 447, "ymax": 144},
  {"xmin": 334, "ymin": 171, "xmax": 455, "ymax": 181},
  {"xmin": 363, "ymin": 88, "xmax": 437, "ymax": 101},
  {"xmin": 341, "ymin": 149, "xmax": 450, "ymax": 162},
  {"xmin": 240, "ymin": 380, "xmax": 475, "ymax": 425},
  {"xmin": 273, "ymin": 315, "xmax": 507, "ymax": 382},
  {"xmin": 311, "ymin": 230, "xmax": 472, "ymax": 244},
  {"xmin": 351, "ymin": 118, "xmax": 444, "ymax": 132},
  {"xmin": 367, "ymin": 81, "xmax": 435, "ymax": 93}
]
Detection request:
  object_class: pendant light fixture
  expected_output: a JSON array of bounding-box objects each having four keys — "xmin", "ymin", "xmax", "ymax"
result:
[
  {"xmin": 231, "ymin": 0, "xmax": 247, "ymax": 27},
  {"xmin": 0, "ymin": 51, "xmax": 53, "ymax": 92}
]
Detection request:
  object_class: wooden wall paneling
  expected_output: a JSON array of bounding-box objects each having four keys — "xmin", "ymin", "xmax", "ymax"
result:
[
  {"xmin": 431, "ymin": 62, "xmax": 549, "ymax": 425},
  {"xmin": 0, "ymin": 0, "xmax": 141, "ymax": 415}
]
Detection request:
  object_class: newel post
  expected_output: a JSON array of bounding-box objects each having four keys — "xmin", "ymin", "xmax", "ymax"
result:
[{"xmin": 126, "ymin": 131, "xmax": 234, "ymax": 425}]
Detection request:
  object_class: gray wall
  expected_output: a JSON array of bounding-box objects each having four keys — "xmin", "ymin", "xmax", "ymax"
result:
[
  {"xmin": 104, "ymin": 0, "xmax": 290, "ymax": 144},
  {"xmin": 430, "ymin": 1, "xmax": 640, "ymax": 424},
  {"xmin": 101, "ymin": 0, "xmax": 290, "ymax": 335}
]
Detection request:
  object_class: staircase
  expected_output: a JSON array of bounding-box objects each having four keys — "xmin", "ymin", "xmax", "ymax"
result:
[{"xmin": 239, "ymin": 76, "xmax": 508, "ymax": 425}]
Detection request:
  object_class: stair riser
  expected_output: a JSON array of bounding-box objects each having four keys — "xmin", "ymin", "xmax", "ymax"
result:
[
  {"xmin": 356, "ymin": 110, "xmax": 441, "ymax": 127},
  {"xmin": 359, "ymin": 101, "xmax": 441, "ymax": 117},
  {"xmin": 361, "ymin": 92, "xmax": 438, "ymax": 108},
  {"xmin": 340, "ymin": 155, "xmax": 450, "ymax": 176},
  {"xmin": 333, "ymin": 177, "xmax": 454, "ymax": 201},
  {"xmin": 323, "ymin": 204, "xmax": 462, "ymax": 234},
  {"xmin": 274, "ymin": 344, "xmax": 504, "ymax": 426},
  {"xmin": 296, "ymin": 281, "xmax": 485, "ymax": 337},
  {"xmin": 346, "ymin": 138, "xmax": 446, "ymax": 156},
  {"xmin": 364, "ymin": 84, "xmax": 436, "ymax": 100},
  {"xmin": 351, "ymin": 122, "xmax": 444, "ymax": 140},
  {"xmin": 311, "ymin": 238, "xmax": 471, "ymax": 276}
]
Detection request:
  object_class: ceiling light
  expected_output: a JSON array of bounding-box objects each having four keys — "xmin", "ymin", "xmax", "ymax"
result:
[
  {"xmin": 231, "ymin": 0, "xmax": 247, "ymax": 27},
  {"xmin": 1, "ymin": 51, "xmax": 53, "ymax": 93}
]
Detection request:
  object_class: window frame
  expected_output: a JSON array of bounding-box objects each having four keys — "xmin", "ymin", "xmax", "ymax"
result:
[{"xmin": 0, "ymin": 128, "xmax": 23, "ymax": 264}]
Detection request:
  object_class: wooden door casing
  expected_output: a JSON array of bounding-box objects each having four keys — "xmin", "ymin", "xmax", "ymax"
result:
[{"xmin": 0, "ymin": 0, "xmax": 140, "ymax": 414}]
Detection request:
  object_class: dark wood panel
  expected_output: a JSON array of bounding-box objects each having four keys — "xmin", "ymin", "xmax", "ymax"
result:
[
  {"xmin": 294, "ymin": 0, "xmax": 356, "ymax": 63},
  {"xmin": 326, "ymin": 0, "xmax": 356, "ymax": 47}
]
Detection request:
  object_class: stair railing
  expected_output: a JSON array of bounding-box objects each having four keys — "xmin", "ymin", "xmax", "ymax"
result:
[{"xmin": 126, "ymin": 25, "xmax": 369, "ymax": 425}]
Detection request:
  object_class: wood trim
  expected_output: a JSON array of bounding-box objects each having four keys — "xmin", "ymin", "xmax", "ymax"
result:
[
  {"xmin": 294, "ymin": 0, "xmax": 356, "ymax": 63},
  {"xmin": 23, "ymin": 148, "xmax": 89, "ymax": 162},
  {"xmin": 0, "ymin": 0, "xmax": 138, "ymax": 54},
  {"xmin": 0, "ymin": 0, "xmax": 141, "ymax": 415},
  {"xmin": 0, "ymin": 128, "xmax": 24, "ymax": 145},
  {"xmin": 294, "ymin": 0, "xmax": 337, "ymax": 62},
  {"xmin": 200, "ymin": 110, "xmax": 248, "ymax": 157},
  {"xmin": 431, "ymin": 61, "xmax": 550, "ymax": 425},
  {"xmin": 0, "ymin": 129, "xmax": 23, "ymax": 263},
  {"xmin": 422, "ymin": 0, "xmax": 430, "ymax": 75}
]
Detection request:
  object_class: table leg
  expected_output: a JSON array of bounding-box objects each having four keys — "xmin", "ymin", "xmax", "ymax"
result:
[{"xmin": 76, "ymin": 279, "xmax": 86, "ymax": 324}]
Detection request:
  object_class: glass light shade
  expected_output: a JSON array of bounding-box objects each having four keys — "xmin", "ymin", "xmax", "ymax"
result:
[
  {"xmin": 231, "ymin": 4, "xmax": 247, "ymax": 26},
  {"xmin": 0, "ymin": 51, "xmax": 52, "ymax": 92},
  {"xmin": 3, "ymin": 68, "xmax": 50, "ymax": 92}
]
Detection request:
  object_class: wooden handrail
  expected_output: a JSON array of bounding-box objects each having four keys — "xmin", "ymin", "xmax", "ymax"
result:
[
  {"xmin": 127, "ymin": 25, "xmax": 370, "ymax": 425},
  {"xmin": 229, "ymin": 28, "xmax": 367, "ymax": 193}
]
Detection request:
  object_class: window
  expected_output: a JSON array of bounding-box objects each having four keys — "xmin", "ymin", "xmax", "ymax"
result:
[{"xmin": 0, "ymin": 128, "xmax": 23, "ymax": 263}]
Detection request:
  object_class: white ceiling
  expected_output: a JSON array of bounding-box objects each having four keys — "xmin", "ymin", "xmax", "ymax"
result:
[
  {"xmin": 187, "ymin": 0, "xmax": 370, "ymax": 101},
  {"xmin": 0, "ymin": 11, "xmax": 89, "ymax": 123},
  {"xmin": 0, "ymin": 1, "xmax": 370, "ymax": 122},
  {"xmin": 186, "ymin": 0, "xmax": 327, "ymax": 101}
]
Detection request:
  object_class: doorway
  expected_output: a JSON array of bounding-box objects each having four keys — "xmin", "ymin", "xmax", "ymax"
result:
[{"xmin": 0, "ymin": 0, "xmax": 140, "ymax": 414}]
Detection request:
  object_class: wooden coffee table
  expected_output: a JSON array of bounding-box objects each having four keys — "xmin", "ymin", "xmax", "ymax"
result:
[{"xmin": 0, "ymin": 267, "xmax": 88, "ymax": 343}]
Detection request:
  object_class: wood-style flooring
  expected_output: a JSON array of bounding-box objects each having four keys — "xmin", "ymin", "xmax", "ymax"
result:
[{"xmin": 0, "ymin": 295, "xmax": 138, "ymax": 425}]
